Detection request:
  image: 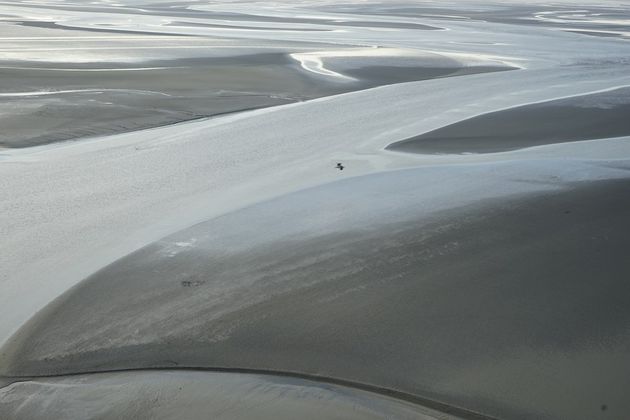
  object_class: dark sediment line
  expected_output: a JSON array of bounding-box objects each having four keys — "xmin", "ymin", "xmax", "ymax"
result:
[
  {"xmin": 17, "ymin": 20, "xmax": 198, "ymax": 36},
  {"xmin": 564, "ymin": 29, "xmax": 628, "ymax": 39},
  {"xmin": 165, "ymin": 20, "xmax": 329, "ymax": 32}
]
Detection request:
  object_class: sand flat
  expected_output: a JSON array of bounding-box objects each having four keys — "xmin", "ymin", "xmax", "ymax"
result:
[
  {"xmin": 2, "ymin": 1, "xmax": 630, "ymax": 418},
  {"xmin": 388, "ymin": 87, "xmax": 630, "ymax": 154},
  {"xmin": 0, "ymin": 18, "xmax": 509, "ymax": 148},
  {"xmin": 2, "ymin": 162, "xmax": 630, "ymax": 419},
  {"xmin": 0, "ymin": 370, "xmax": 443, "ymax": 420}
]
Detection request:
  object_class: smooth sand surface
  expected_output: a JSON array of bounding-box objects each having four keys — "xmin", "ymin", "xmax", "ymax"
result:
[
  {"xmin": 388, "ymin": 87, "xmax": 630, "ymax": 154},
  {"xmin": 0, "ymin": 34, "xmax": 335, "ymax": 148},
  {"xmin": 0, "ymin": 370, "xmax": 442, "ymax": 420},
  {"xmin": 17, "ymin": 20, "xmax": 196, "ymax": 36},
  {"xmin": 565, "ymin": 30, "xmax": 629, "ymax": 39},
  {"xmin": 163, "ymin": 19, "xmax": 439, "ymax": 31},
  {"xmin": 0, "ymin": 50, "xmax": 509, "ymax": 148},
  {"xmin": 344, "ymin": 65, "xmax": 512, "ymax": 86},
  {"xmin": 0, "ymin": 5, "xmax": 494, "ymax": 148},
  {"xmin": 2, "ymin": 163, "xmax": 630, "ymax": 420},
  {"xmin": 320, "ymin": 3, "xmax": 630, "ymax": 35},
  {"xmin": 165, "ymin": 21, "xmax": 330, "ymax": 31},
  {"xmin": 8, "ymin": 0, "xmax": 625, "ymax": 148},
  {"xmin": 169, "ymin": 10, "xmax": 442, "ymax": 30},
  {"xmin": 2, "ymin": 1, "xmax": 630, "ymax": 419}
]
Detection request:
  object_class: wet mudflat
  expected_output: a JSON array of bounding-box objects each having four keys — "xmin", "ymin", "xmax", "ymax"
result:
[
  {"xmin": 0, "ymin": 5, "xmax": 484, "ymax": 148},
  {"xmin": 388, "ymin": 87, "xmax": 630, "ymax": 154},
  {"xmin": 2, "ymin": 1, "xmax": 630, "ymax": 419},
  {"xmin": 0, "ymin": 370, "xmax": 442, "ymax": 420},
  {"xmin": 3, "ymin": 163, "xmax": 630, "ymax": 420}
]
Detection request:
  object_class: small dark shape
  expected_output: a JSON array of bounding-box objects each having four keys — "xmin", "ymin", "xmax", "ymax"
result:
[
  {"xmin": 564, "ymin": 210, "xmax": 571, "ymax": 214},
  {"xmin": 602, "ymin": 404, "xmax": 608, "ymax": 411},
  {"xmin": 336, "ymin": 162, "xmax": 344, "ymax": 171},
  {"xmin": 181, "ymin": 279, "xmax": 205, "ymax": 288}
]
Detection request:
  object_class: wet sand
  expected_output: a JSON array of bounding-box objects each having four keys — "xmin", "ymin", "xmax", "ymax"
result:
[
  {"xmin": 0, "ymin": 370, "xmax": 442, "ymax": 420},
  {"xmin": 0, "ymin": 54, "xmax": 510, "ymax": 148},
  {"xmin": 565, "ymin": 30, "xmax": 628, "ymax": 39},
  {"xmin": 165, "ymin": 21, "xmax": 329, "ymax": 32},
  {"xmin": 17, "ymin": 20, "xmax": 197, "ymax": 36},
  {"xmin": 0, "ymin": 35, "xmax": 507, "ymax": 147},
  {"xmin": 2, "ymin": 1, "xmax": 630, "ymax": 419},
  {"xmin": 3, "ymin": 3, "xmax": 442, "ymax": 30},
  {"xmin": 162, "ymin": 11, "xmax": 442, "ymax": 30},
  {"xmin": 320, "ymin": 3, "xmax": 630, "ymax": 35},
  {"xmin": 0, "ymin": 2, "xmax": 510, "ymax": 148},
  {"xmin": 2, "ymin": 166, "xmax": 630, "ymax": 420},
  {"xmin": 388, "ymin": 87, "xmax": 630, "ymax": 154},
  {"xmin": 1, "ymin": 18, "xmax": 338, "ymax": 147},
  {"xmin": 0, "ymin": 52, "xmax": 305, "ymax": 148},
  {"xmin": 344, "ymin": 65, "xmax": 512, "ymax": 86},
  {"xmin": 165, "ymin": 20, "xmax": 439, "ymax": 31}
]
